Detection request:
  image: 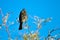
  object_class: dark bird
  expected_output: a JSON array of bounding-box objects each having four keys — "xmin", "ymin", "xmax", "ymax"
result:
[{"xmin": 19, "ymin": 9, "xmax": 27, "ymax": 30}]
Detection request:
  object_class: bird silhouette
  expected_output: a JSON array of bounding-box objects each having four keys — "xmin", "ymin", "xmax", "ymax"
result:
[{"xmin": 19, "ymin": 9, "xmax": 27, "ymax": 30}]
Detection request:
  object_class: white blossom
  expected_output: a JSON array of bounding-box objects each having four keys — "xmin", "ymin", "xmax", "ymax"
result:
[
  {"xmin": 0, "ymin": 26, "xmax": 1, "ymax": 29},
  {"xmin": 34, "ymin": 16, "xmax": 38, "ymax": 21},
  {"xmin": 16, "ymin": 18, "xmax": 19, "ymax": 23},
  {"xmin": 8, "ymin": 37, "xmax": 13, "ymax": 40},
  {"xmin": 2, "ymin": 13, "xmax": 9, "ymax": 25}
]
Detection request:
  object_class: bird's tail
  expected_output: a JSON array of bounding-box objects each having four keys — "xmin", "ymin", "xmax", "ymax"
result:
[{"xmin": 19, "ymin": 22, "xmax": 22, "ymax": 30}]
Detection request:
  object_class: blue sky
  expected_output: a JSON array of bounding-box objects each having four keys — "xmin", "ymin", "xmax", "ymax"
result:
[{"xmin": 0, "ymin": 0, "xmax": 60, "ymax": 40}]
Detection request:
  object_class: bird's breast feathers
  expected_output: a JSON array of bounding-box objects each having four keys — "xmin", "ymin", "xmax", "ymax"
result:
[{"xmin": 22, "ymin": 16, "xmax": 27, "ymax": 22}]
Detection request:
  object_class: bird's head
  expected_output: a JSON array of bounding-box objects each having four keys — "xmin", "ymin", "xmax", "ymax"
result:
[{"xmin": 22, "ymin": 8, "xmax": 26, "ymax": 14}]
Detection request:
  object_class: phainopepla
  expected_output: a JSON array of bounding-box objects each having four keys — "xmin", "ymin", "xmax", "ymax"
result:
[{"xmin": 19, "ymin": 9, "xmax": 27, "ymax": 30}]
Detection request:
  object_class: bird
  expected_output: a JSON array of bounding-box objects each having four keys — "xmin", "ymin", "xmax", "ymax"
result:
[{"xmin": 19, "ymin": 9, "xmax": 27, "ymax": 30}]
